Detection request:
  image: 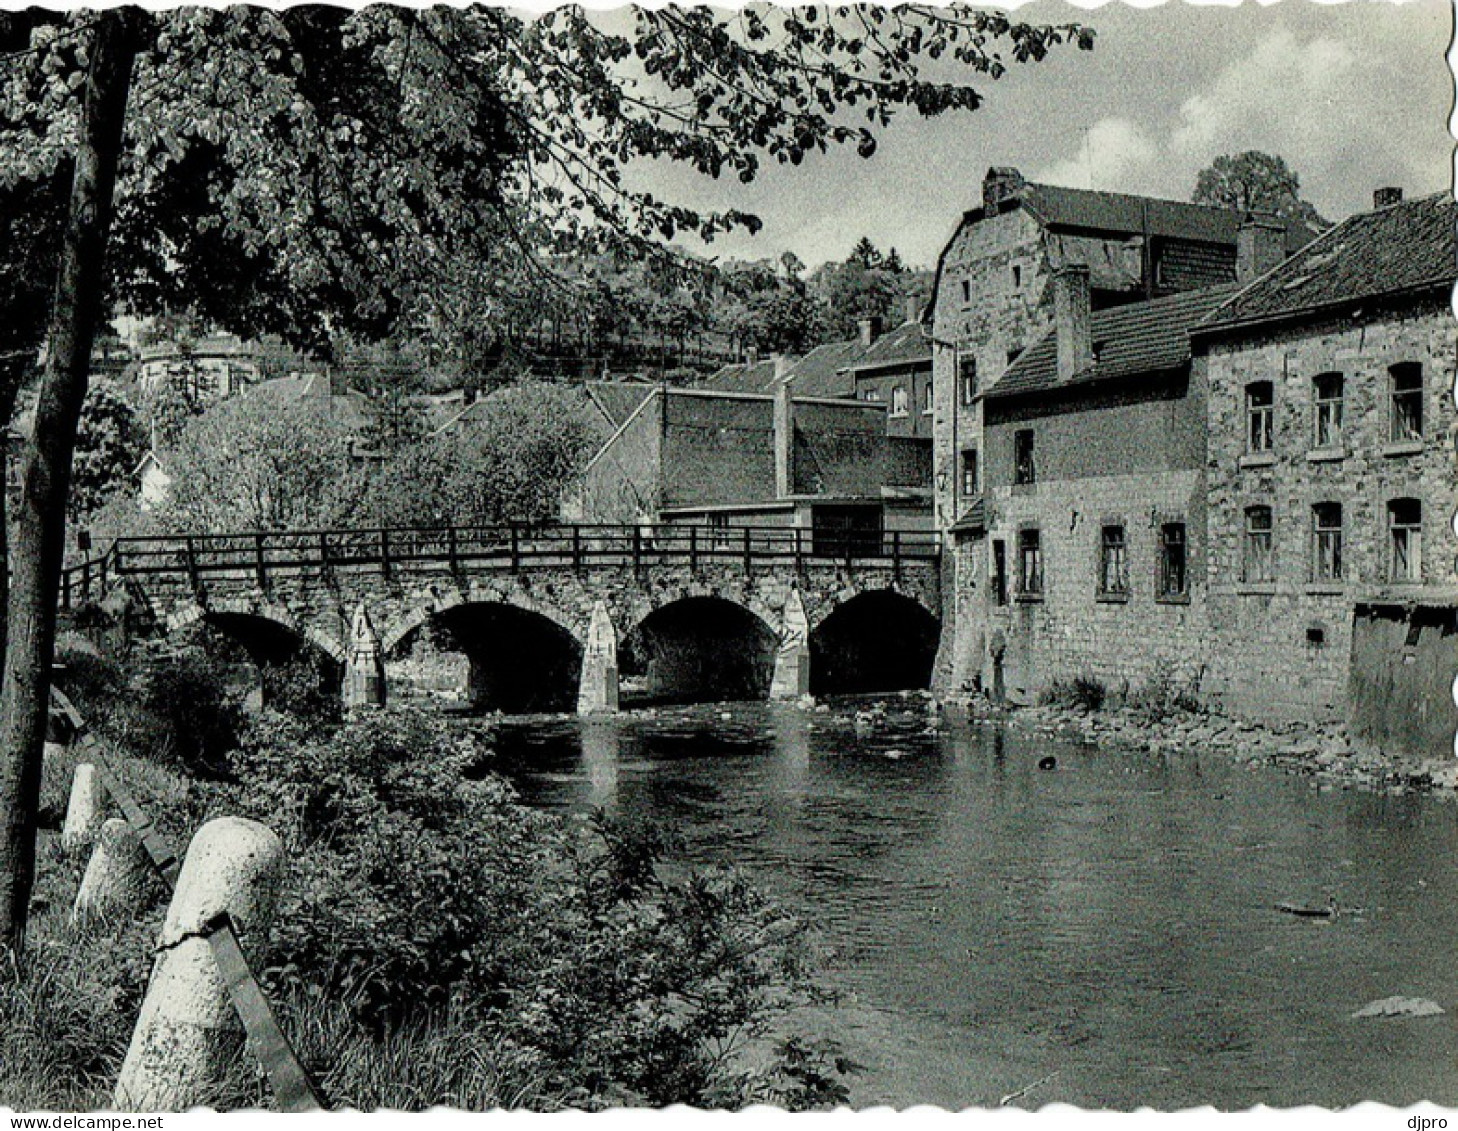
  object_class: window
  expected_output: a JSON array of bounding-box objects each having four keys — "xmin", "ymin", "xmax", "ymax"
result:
[
  {"xmin": 890, "ymin": 385, "xmax": 908, "ymax": 417},
  {"xmin": 861, "ymin": 387, "xmax": 882, "ymax": 402},
  {"xmin": 1159, "ymin": 523, "xmax": 1188, "ymax": 599},
  {"xmin": 1006, "ymin": 347, "xmax": 1023, "ymax": 366},
  {"xmin": 1243, "ymin": 505, "xmax": 1274, "ymax": 583},
  {"xmin": 1013, "ymin": 429, "xmax": 1036, "ymax": 486},
  {"xmin": 960, "ymin": 449, "xmax": 980, "ymax": 497},
  {"xmin": 960, "ymin": 279, "xmax": 971, "ymax": 304},
  {"xmin": 1099, "ymin": 525, "xmax": 1129, "ymax": 597},
  {"xmin": 992, "ymin": 540, "xmax": 1008, "ymax": 606},
  {"xmin": 1246, "ymin": 381, "xmax": 1274, "ymax": 453},
  {"xmin": 1312, "ymin": 502, "xmax": 1343, "ymax": 582},
  {"xmin": 1017, "ymin": 528, "xmax": 1043, "ymax": 596},
  {"xmin": 1313, "ymin": 372, "xmax": 1344, "ymax": 449},
  {"xmin": 1388, "ymin": 498, "xmax": 1422, "ymax": 582},
  {"xmin": 1011, "ymin": 264, "xmax": 1023, "ymax": 289},
  {"xmin": 958, "ymin": 357, "xmax": 977, "ymax": 406},
  {"xmin": 1390, "ymin": 363, "xmax": 1423, "ymax": 441},
  {"xmin": 921, "ymin": 380, "xmax": 933, "ymax": 414}
]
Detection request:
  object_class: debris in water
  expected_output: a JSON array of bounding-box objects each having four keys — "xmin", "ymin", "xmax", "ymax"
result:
[
  {"xmin": 1352, "ymin": 996, "xmax": 1444, "ymax": 1019},
  {"xmin": 1275, "ymin": 896, "xmax": 1338, "ymax": 919},
  {"xmin": 1038, "ymin": 755, "xmax": 1057, "ymax": 771}
]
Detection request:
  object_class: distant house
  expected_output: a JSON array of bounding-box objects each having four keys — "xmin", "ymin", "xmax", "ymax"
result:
[
  {"xmin": 562, "ymin": 384, "xmax": 931, "ymax": 545},
  {"xmin": 134, "ymin": 449, "xmax": 173, "ymax": 512},
  {"xmin": 134, "ymin": 334, "xmax": 265, "ymax": 404}
]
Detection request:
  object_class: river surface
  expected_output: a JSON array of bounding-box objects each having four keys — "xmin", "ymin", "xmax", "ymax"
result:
[{"xmin": 487, "ymin": 698, "xmax": 1458, "ymax": 1110}]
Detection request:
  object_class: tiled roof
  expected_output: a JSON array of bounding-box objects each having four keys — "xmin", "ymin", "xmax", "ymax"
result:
[
  {"xmin": 989, "ymin": 285, "xmax": 1238, "ymax": 400},
  {"xmin": 703, "ymin": 359, "xmax": 783, "ymax": 394},
  {"xmin": 845, "ymin": 321, "xmax": 932, "ymax": 372},
  {"xmin": 1198, "ymin": 192, "xmax": 1457, "ymax": 332},
  {"xmin": 583, "ymin": 381, "xmax": 656, "ymax": 430},
  {"xmin": 948, "ymin": 497, "xmax": 986, "ymax": 534},
  {"xmin": 784, "ymin": 340, "xmax": 866, "ymax": 398},
  {"xmin": 997, "ymin": 182, "xmax": 1314, "ymax": 252}
]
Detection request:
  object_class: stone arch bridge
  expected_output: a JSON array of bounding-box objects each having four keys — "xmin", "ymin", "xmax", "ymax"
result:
[{"xmin": 64, "ymin": 524, "xmax": 942, "ymax": 714}]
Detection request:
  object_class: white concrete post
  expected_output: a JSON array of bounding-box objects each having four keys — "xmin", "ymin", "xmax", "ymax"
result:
[
  {"xmin": 114, "ymin": 817, "xmax": 286, "ymax": 1112},
  {"xmin": 770, "ymin": 589, "xmax": 811, "ymax": 700},
  {"xmin": 72, "ymin": 817, "xmax": 152, "ymax": 928},
  {"xmin": 577, "ymin": 600, "xmax": 620, "ymax": 715},
  {"xmin": 342, "ymin": 602, "xmax": 386, "ymax": 709},
  {"xmin": 61, "ymin": 763, "xmax": 108, "ymax": 856}
]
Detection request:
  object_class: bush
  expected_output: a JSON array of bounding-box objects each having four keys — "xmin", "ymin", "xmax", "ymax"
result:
[
  {"xmin": 1041, "ymin": 675, "xmax": 1106, "ymax": 712},
  {"xmin": 1123, "ymin": 671, "xmax": 1202, "ymax": 722},
  {"xmin": 211, "ymin": 707, "xmax": 847, "ymax": 1109}
]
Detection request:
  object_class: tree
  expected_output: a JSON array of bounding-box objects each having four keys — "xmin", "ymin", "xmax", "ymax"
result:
[
  {"xmin": 155, "ymin": 389, "xmax": 367, "ymax": 533},
  {"xmin": 0, "ymin": 5, "xmax": 1094, "ymax": 948},
  {"xmin": 1192, "ymin": 151, "xmax": 1329, "ymax": 229},
  {"xmin": 808, "ymin": 238, "xmax": 931, "ymax": 343},
  {"xmin": 69, "ymin": 379, "xmax": 146, "ymax": 519}
]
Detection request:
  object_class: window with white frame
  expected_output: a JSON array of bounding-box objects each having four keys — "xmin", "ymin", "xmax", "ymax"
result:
[
  {"xmin": 890, "ymin": 385, "xmax": 908, "ymax": 417},
  {"xmin": 1018, "ymin": 528, "xmax": 1043, "ymax": 596},
  {"xmin": 958, "ymin": 356, "xmax": 977, "ymax": 406},
  {"xmin": 960, "ymin": 449, "xmax": 979, "ymax": 497},
  {"xmin": 1312, "ymin": 502, "xmax": 1343, "ymax": 583},
  {"xmin": 1388, "ymin": 498, "xmax": 1422, "ymax": 582},
  {"xmin": 1243, "ymin": 505, "xmax": 1274, "ymax": 583},
  {"xmin": 1390, "ymin": 363, "xmax": 1424, "ymax": 442},
  {"xmin": 1158, "ymin": 522, "xmax": 1188, "ymax": 599},
  {"xmin": 1246, "ymin": 381, "xmax": 1274, "ymax": 453},
  {"xmin": 1313, "ymin": 372, "xmax": 1344, "ymax": 449},
  {"xmin": 1099, "ymin": 524, "xmax": 1129, "ymax": 597}
]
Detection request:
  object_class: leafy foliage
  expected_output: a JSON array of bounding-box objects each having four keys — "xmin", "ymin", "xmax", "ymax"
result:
[
  {"xmin": 216, "ymin": 707, "xmax": 844, "ymax": 1108},
  {"xmin": 69, "ymin": 378, "xmax": 147, "ymax": 519},
  {"xmin": 1192, "ymin": 150, "xmax": 1329, "ymax": 229}
]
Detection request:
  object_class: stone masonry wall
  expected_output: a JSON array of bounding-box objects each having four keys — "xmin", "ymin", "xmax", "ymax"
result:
[
  {"xmin": 1202, "ymin": 300, "xmax": 1458, "ymax": 723},
  {"xmin": 987, "ymin": 468, "xmax": 1209, "ymax": 703}
]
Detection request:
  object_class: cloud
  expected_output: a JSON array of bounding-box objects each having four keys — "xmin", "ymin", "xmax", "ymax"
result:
[{"xmin": 1035, "ymin": 25, "xmax": 1440, "ymax": 215}]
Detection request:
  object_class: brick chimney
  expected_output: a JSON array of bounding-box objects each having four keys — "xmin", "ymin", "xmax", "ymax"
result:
[
  {"xmin": 858, "ymin": 316, "xmax": 883, "ymax": 349},
  {"xmin": 903, "ymin": 294, "xmax": 921, "ymax": 324},
  {"xmin": 1236, "ymin": 214, "xmax": 1288, "ymax": 284},
  {"xmin": 1052, "ymin": 265, "xmax": 1092, "ymax": 382},
  {"xmin": 745, "ymin": 345, "xmax": 760, "ymax": 364},
  {"xmin": 983, "ymin": 166, "xmax": 1025, "ymax": 213},
  {"xmin": 773, "ymin": 376, "xmax": 794, "ymax": 498},
  {"xmin": 1373, "ymin": 186, "xmax": 1404, "ymax": 209}
]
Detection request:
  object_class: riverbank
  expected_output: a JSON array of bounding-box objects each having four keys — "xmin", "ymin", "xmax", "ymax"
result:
[{"xmin": 941, "ymin": 692, "xmax": 1458, "ymax": 797}]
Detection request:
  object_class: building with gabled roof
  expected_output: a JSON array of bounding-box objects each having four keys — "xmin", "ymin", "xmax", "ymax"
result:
[{"xmin": 1190, "ymin": 188, "xmax": 1457, "ymax": 753}]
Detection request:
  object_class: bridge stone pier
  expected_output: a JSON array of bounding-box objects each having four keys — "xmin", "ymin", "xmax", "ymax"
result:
[{"xmin": 68, "ymin": 525, "xmax": 942, "ymax": 715}]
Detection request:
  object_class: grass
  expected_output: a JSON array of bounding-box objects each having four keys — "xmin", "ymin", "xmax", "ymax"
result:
[{"xmin": 1040, "ymin": 675, "xmax": 1107, "ymax": 712}]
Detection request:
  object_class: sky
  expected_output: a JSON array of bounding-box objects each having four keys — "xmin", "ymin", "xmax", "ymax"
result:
[{"xmin": 635, "ymin": 0, "xmax": 1454, "ymax": 269}]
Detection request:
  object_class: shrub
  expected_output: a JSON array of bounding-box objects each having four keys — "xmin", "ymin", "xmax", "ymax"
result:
[
  {"xmin": 211, "ymin": 707, "xmax": 847, "ymax": 1109},
  {"xmin": 125, "ymin": 648, "xmax": 245, "ymax": 778},
  {"xmin": 1124, "ymin": 671, "xmax": 1203, "ymax": 722},
  {"xmin": 1041, "ymin": 675, "xmax": 1106, "ymax": 712}
]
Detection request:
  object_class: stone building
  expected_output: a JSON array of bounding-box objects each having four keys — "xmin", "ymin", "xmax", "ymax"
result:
[
  {"xmin": 930, "ymin": 166, "xmax": 1310, "ymax": 689},
  {"xmin": 966, "ymin": 271, "xmax": 1234, "ymax": 702},
  {"xmin": 1191, "ymin": 190, "xmax": 1457, "ymax": 756}
]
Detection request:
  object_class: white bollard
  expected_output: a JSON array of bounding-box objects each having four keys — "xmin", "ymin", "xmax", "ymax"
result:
[
  {"xmin": 61, "ymin": 763, "xmax": 108, "ymax": 856},
  {"xmin": 113, "ymin": 817, "xmax": 286, "ymax": 1111},
  {"xmin": 72, "ymin": 818, "xmax": 153, "ymax": 929}
]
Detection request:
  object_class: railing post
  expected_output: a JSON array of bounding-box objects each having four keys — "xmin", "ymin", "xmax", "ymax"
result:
[
  {"xmin": 184, "ymin": 537, "xmax": 200, "ymax": 594},
  {"xmin": 572, "ymin": 526, "xmax": 582, "ymax": 572},
  {"xmin": 82, "ymin": 558, "xmax": 92, "ymax": 603},
  {"xmin": 380, "ymin": 528, "xmax": 392, "ymax": 580},
  {"xmin": 510, "ymin": 523, "xmax": 521, "ymax": 573},
  {"xmin": 892, "ymin": 530, "xmax": 902, "ymax": 582},
  {"xmin": 253, "ymin": 532, "xmax": 267, "ymax": 591},
  {"xmin": 689, "ymin": 526, "xmax": 698, "ymax": 574},
  {"xmin": 447, "ymin": 527, "xmax": 459, "ymax": 575},
  {"xmin": 844, "ymin": 532, "xmax": 853, "ymax": 574},
  {"xmin": 61, "ymin": 570, "xmax": 72, "ymax": 611},
  {"xmin": 99, "ymin": 551, "xmax": 109, "ymax": 595},
  {"xmin": 742, "ymin": 527, "xmax": 752, "ymax": 574},
  {"xmin": 794, "ymin": 527, "xmax": 803, "ymax": 573},
  {"xmin": 319, "ymin": 532, "xmax": 330, "ymax": 578},
  {"xmin": 631, "ymin": 526, "xmax": 642, "ymax": 574}
]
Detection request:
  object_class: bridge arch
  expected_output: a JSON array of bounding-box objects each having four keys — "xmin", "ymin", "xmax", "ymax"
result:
[
  {"xmin": 808, "ymin": 587, "xmax": 941, "ymax": 698},
  {"xmin": 621, "ymin": 593, "xmax": 780, "ymax": 706},
  {"xmin": 385, "ymin": 596, "xmax": 585, "ymax": 715},
  {"xmin": 165, "ymin": 598, "xmax": 347, "ymax": 707}
]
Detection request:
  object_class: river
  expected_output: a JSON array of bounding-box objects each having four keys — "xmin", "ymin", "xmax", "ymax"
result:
[{"xmin": 487, "ymin": 697, "xmax": 1458, "ymax": 1110}]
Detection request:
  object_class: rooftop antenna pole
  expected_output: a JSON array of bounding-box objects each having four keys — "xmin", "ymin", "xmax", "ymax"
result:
[{"xmin": 1083, "ymin": 126, "xmax": 1093, "ymax": 191}]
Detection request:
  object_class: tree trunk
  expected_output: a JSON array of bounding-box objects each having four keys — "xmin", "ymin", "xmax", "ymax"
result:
[
  {"xmin": 0, "ymin": 359, "xmax": 33, "ymax": 660},
  {"xmin": 0, "ymin": 8, "xmax": 141, "ymax": 953}
]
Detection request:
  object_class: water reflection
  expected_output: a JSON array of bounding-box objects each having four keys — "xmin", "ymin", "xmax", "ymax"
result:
[{"xmin": 488, "ymin": 699, "xmax": 1458, "ymax": 1110}]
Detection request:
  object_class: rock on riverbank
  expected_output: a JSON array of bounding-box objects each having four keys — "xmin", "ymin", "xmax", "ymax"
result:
[{"xmin": 944, "ymin": 695, "xmax": 1457, "ymax": 797}]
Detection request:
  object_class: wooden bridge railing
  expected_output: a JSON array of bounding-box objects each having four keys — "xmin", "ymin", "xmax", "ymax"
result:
[{"xmin": 59, "ymin": 522, "xmax": 942, "ymax": 607}]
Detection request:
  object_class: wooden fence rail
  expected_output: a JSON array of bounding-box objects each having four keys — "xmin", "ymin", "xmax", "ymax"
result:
[{"xmin": 59, "ymin": 522, "xmax": 941, "ymax": 607}]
